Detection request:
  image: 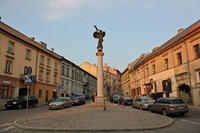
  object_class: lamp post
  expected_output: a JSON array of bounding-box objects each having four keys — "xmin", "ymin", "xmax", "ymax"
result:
[{"xmin": 93, "ymin": 25, "xmax": 105, "ymax": 103}]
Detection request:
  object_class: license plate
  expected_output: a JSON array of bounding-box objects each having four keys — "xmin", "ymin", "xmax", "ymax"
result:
[
  {"xmin": 178, "ymin": 107, "xmax": 184, "ymax": 109},
  {"xmin": 6, "ymin": 105, "xmax": 11, "ymax": 107}
]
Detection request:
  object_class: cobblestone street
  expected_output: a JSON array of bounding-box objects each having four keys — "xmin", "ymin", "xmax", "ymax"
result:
[{"xmin": 0, "ymin": 104, "xmax": 200, "ymax": 133}]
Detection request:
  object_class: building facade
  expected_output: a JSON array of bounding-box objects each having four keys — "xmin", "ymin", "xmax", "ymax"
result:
[
  {"xmin": 0, "ymin": 21, "xmax": 61, "ymax": 104},
  {"xmin": 61, "ymin": 59, "xmax": 97, "ymax": 96},
  {"xmin": 121, "ymin": 68, "xmax": 130, "ymax": 96},
  {"xmin": 80, "ymin": 62, "xmax": 121, "ymax": 97},
  {"xmin": 129, "ymin": 20, "xmax": 200, "ymax": 106}
]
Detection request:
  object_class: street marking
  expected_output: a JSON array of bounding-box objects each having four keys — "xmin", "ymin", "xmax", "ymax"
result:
[
  {"xmin": 180, "ymin": 119, "xmax": 200, "ymax": 126},
  {"xmin": 0, "ymin": 125, "xmax": 14, "ymax": 133}
]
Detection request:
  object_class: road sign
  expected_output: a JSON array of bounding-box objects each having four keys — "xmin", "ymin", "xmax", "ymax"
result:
[
  {"xmin": 24, "ymin": 75, "xmax": 32, "ymax": 84},
  {"xmin": 27, "ymin": 67, "xmax": 32, "ymax": 74}
]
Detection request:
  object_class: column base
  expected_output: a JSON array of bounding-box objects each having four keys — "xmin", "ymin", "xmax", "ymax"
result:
[{"xmin": 95, "ymin": 96, "xmax": 105, "ymax": 103}]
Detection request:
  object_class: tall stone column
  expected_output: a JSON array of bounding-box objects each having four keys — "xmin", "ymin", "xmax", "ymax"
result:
[
  {"xmin": 96, "ymin": 52, "xmax": 104, "ymax": 102},
  {"xmin": 93, "ymin": 25, "xmax": 105, "ymax": 103}
]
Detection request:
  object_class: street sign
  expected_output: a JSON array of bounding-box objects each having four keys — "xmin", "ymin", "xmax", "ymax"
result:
[
  {"xmin": 24, "ymin": 75, "xmax": 32, "ymax": 84},
  {"xmin": 27, "ymin": 66, "xmax": 32, "ymax": 74}
]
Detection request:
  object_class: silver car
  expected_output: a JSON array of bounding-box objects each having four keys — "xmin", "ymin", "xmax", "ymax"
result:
[
  {"xmin": 132, "ymin": 96, "xmax": 155, "ymax": 110},
  {"xmin": 149, "ymin": 97, "xmax": 189, "ymax": 116}
]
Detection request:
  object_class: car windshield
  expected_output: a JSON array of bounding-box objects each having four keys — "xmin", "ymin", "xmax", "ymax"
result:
[
  {"xmin": 72, "ymin": 97, "xmax": 80, "ymax": 100},
  {"xmin": 55, "ymin": 98, "xmax": 64, "ymax": 102},
  {"xmin": 170, "ymin": 99, "xmax": 184, "ymax": 104},
  {"xmin": 123, "ymin": 97, "xmax": 131, "ymax": 100}
]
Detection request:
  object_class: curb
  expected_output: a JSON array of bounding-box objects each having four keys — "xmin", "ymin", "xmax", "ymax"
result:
[{"xmin": 13, "ymin": 117, "xmax": 174, "ymax": 132}]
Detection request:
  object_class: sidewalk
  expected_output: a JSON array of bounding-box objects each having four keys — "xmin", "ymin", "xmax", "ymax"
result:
[
  {"xmin": 189, "ymin": 105, "xmax": 200, "ymax": 111},
  {"xmin": 14, "ymin": 105, "xmax": 173, "ymax": 132}
]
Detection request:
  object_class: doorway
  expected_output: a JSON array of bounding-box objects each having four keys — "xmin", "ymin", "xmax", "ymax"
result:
[{"xmin": 179, "ymin": 84, "xmax": 192, "ymax": 104}]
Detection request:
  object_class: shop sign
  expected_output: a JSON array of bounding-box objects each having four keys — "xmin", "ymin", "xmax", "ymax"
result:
[{"xmin": 2, "ymin": 80, "xmax": 11, "ymax": 84}]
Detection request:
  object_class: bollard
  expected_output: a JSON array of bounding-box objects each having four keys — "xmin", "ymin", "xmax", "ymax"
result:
[{"xmin": 104, "ymin": 97, "xmax": 106, "ymax": 111}]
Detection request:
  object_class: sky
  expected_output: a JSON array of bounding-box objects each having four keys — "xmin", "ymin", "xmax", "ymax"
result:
[{"xmin": 0, "ymin": 0, "xmax": 200, "ymax": 72}]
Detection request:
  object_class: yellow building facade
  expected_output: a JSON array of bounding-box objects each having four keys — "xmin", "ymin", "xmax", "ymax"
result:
[
  {"xmin": 0, "ymin": 22, "xmax": 61, "ymax": 104},
  {"xmin": 129, "ymin": 20, "xmax": 200, "ymax": 106},
  {"xmin": 121, "ymin": 68, "xmax": 130, "ymax": 96}
]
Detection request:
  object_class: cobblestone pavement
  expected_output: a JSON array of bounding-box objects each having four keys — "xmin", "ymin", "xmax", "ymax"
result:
[{"xmin": 14, "ymin": 105, "xmax": 172, "ymax": 131}]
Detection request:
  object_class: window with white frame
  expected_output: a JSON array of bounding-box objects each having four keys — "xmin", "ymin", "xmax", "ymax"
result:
[
  {"xmin": 8, "ymin": 41, "xmax": 14, "ymax": 53},
  {"xmin": 26, "ymin": 49, "xmax": 31, "ymax": 60},
  {"xmin": 5, "ymin": 60, "xmax": 12, "ymax": 73}
]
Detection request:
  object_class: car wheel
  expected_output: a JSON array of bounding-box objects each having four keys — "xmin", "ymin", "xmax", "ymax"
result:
[
  {"xmin": 180, "ymin": 113, "xmax": 185, "ymax": 116},
  {"xmin": 33, "ymin": 103, "xmax": 37, "ymax": 108},
  {"xmin": 139, "ymin": 106, "xmax": 143, "ymax": 110},
  {"xmin": 18, "ymin": 105, "xmax": 23, "ymax": 109},
  {"xmin": 162, "ymin": 109, "xmax": 167, "ymax": 116},
  {"xmin": 149, "ymin": 106, "xmax": 153, "ymax": 112}
]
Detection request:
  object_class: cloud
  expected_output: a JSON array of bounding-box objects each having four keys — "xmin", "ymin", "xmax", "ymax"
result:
[{"xmin": 46, "ymin": 0, "xmax": 88, "ymax": 21}]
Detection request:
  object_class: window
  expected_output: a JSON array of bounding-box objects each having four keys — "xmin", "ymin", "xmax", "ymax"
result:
[
  {"xmin": 47, "ymin": 58, "xmax": 51, "ymax": 67},
  {"xmin": 194, "ymin": 44, "xmax": 200, "ymax": 59},
  {"xmin": 39, "ymin": 70, "xmax": 43, "ymax": 80},
  {"xmin": 197, "ymin": 71, "xmax": 200, "ymax": 83},
  {"xmin": 38, "ymin": 90, "xmax": 42, "ymax": 98},
  {"xmin": 66, "ymin": 67, "xmax": 69, "ymax": 77},
  {"xmin": 177, "ymin": 52, "xmax": 182, "ymax": 65},
  {"xmin": 26, "ymin": 49, "xmax": 31, "ymax": 60},
  {"xmin": 8, "ymin": 41, "xmax": 14, "ymax": 53},
  {"xmin": 5, "ymin": 60, "xmax": 12, "ymax": 73},
  {"xmin": 164, "ymin": 58, "xmax": 168, "ymax": 70},
  {"xmin": 137, "ymin": 71, "xmax": 140, "ymax": 80},
  {"xmin": 40, "ymin": 55, "xmax": 44, "ymax": 65},
  {"xmin": 152, "ymin": 64, "xmax": 156, "ymax": 74},
  {"xmin": 46, "ymin": 71, "xmax": 50, "ymax": 82},
  {"xmin": 62, "ymin": 65, "xmax": 65, "ymax": 75},
  {"xmin": 54, "ymin": 62, "xmax": 58, "ymax": 70},
  {"xmin": 146, "ymin": 67, "xmax": 149, "ymax": 76},
  {"xmin": 54, "ymin": 74, "xmax": 57, "ymax": 83}
]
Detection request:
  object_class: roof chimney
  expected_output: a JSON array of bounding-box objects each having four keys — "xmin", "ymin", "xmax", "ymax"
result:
[
  {"xmin": 30, "ymin": 37, "xmax": 35, "ymax": 41},
  {"xmin": 178, "ymin": 28, "xmax": 184, "ymax": 34},
  {"xmin": 40, "ymin": 41, "xmax": 47, "ymax": 48},
  {"xmin": 51, "ymin": 48, "xmax": 54, "ymax": 52}
]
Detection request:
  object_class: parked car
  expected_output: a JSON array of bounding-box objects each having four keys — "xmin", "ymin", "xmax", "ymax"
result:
[
  {"xmin": 119, "ymin": 96, "xmax": 133, "ymax": 105},
  {"xmin": 149, "ymin": 97, "xmax": 189, "ymax": 116},
  {"xmin": 85, "ymin": 94, "xmax": 93, "ymax": 100},
  {"xmin": 71, "ymin": 96, "xmax": 85, "ymax": 105},
  {"xmin": 110, "ymin": 94, "xmax": 121, "ymax": 103},
  {"xmin": 132, "ymin": 96, "xmax": 155, "ymax": 110},
  {"xmin": 49, "ymin": 97, "xmax": 72, "ymax": 110},
  {"xmin": 5, "ymin": 95, "xmax": 38, "ymax": 109}
]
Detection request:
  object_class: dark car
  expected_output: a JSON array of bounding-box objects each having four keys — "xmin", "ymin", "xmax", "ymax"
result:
[
  {"xmin": 119, "ymin": 96, "xmax": 133, "ymax": 105},
  {"xmin": 85, "ymin": 94, "xmax": 93, "ymax": 100},
  {"xmin": 71, "ymin": 95, "xmax": 86, "ymax": 106},
  {"xmin": 149, "ymin": 97, "xmax": 189, "ymax": 116},
  {"xmin": 110, "ymin": 94, "xmax": 121, "ymax": 103},
  {"xmin": 5, "ymin": 95, "xmax": 38, "ymax": 109}
]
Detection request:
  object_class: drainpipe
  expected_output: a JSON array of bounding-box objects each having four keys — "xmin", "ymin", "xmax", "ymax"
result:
[{"xmin": 181, "ymin": 37, "xmax": 193, "ymax": 104}]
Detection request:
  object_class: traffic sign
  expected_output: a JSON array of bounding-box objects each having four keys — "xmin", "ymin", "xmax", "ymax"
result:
[
  {"xmin": 27, "ymin": 67, "xmax": 32, "ymax": 74},
  {"xmin": 24, "ymin": 75, "xmax": 32, "ymax": 84}
]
